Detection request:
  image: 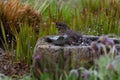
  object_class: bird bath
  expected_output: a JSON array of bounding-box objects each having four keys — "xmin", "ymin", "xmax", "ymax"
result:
[{"xmin": 32, "ymin": 35, "xmax": 120, "ymax": 79}]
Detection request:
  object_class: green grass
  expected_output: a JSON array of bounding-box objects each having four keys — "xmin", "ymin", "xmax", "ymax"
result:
[
  {"xmin": 14, "ymin": 24, "xmax": 36, "ymax": 64},
  {"xmin": 1, "ymin": 0, "xmax": 120, "ymax": 80},
  {"xmin": 37, "ymin": 0, "xmax": 120, "ymax": 36}
]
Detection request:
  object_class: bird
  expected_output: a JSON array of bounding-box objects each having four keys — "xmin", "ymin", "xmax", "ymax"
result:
[{"xmin": 55, "ymin": 22, "xmax": 82, "ymax": 45}]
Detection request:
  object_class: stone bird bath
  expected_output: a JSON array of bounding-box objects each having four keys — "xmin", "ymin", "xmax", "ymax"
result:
[{"xmin": 32, "ymin": 35, "xmax": 120, "ymax": 79}]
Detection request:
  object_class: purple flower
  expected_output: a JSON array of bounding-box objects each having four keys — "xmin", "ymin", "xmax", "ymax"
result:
[
  {"xmin": 98, "ymin": 36, "xmax": 108, "ymax": 44},
  {"xmin": 106, "ymin": 62, "xmax": 116, "ymax": 71},
  {"xmin": 35, "ymin": 55, "xmax": 41, "ymax": 60},
  {"xmin": 105, "ymin": 39, "xmax": 114, "ymax": 47},
  {"xmin": 81, "ymin": 70, "xmax": 90, "ymax": 80},
  {"xmin": 90, "ymin": 42, "xmax": 101, "ymax": 53}
]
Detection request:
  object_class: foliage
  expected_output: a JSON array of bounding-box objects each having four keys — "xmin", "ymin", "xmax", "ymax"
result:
[
  {"xmin": 0, "ymin": 0, "xmax": 40, "ymax": 64},
  {"xmin": 14, "ymin": 24, "xmax": 36, "ymax": 64},
  {"xmin": 0, "ymin": 0, "xmax": 120, "ymax": 80},
  {"xmin": 38, "ymin": 0, "xmax": 120, "ymax": 36}
]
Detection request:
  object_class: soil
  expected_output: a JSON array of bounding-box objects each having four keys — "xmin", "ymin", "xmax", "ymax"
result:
[{"xmin": 0, "ymin": 48, "xmax": 30, "ymax": 78}]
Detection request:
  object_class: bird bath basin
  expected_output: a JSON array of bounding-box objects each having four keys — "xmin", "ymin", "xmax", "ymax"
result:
[{"xmin": 32, "ymin": 35, "xmax": 120, "ymax": 79}]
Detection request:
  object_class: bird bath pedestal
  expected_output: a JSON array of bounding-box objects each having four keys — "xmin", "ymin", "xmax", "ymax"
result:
[{"xmin": 32, "ymin": 35, "xmax": 120, "ymax": 79}]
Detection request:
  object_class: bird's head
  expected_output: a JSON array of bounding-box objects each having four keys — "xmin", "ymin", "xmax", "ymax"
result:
[{"xmin": 55, "ymin": 22, "xmax": 69, "ymax": 31}]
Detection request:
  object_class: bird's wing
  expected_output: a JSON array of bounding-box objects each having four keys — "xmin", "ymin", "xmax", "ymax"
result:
[{"xmin": 66, "ymin": 30, "xmax": 81, "ymax": 38}]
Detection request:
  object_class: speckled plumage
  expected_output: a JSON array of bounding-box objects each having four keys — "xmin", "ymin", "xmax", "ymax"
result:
[{"xmin": 55, "ymin": 22, "xmax": 82, "ymax": 45}]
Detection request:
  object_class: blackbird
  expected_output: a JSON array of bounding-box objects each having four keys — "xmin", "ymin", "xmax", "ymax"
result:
[{"xmin": 55, "ymin": 22, "xmax": 82, "ymax": 45}]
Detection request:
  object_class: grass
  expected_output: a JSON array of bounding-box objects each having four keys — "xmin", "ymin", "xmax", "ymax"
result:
[
  {"xmin": 1, "ymin": 0, "xmax": 120, "ymax": 80},
  {"xmin": 38, "ymin": 0, "xmax": 120, "ymax": 36}
]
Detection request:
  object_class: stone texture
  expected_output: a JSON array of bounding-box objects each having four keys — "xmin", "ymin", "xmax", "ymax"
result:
[{"xmin": 32, "ymin": 36, "xmax": 120, "ymax": 79}]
